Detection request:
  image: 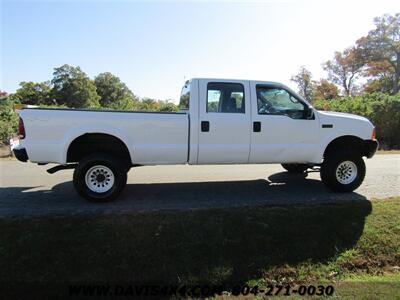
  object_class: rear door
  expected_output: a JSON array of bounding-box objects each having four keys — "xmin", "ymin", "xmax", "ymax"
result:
[{"xmin": 197, "ymin": 79, "xmax": 251, "ymax": 164}]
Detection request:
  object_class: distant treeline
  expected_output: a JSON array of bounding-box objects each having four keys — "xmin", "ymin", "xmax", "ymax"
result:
[
  {"xmin": 0, "ymin": 65, "xmax": 179, "ymax": 143},
  {"xmin": 290, "ymin": 13, "xmax": 399, "ymax": 101},
  {"xmin": 290, "ymin": 13, "xmax": 400, "ymax": 148},
  {"xmin": 2, "ymin": 64, "xmax": 179, "ymax": 111}
]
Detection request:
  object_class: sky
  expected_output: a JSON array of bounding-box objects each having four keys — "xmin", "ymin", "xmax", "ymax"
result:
[{"xmin": 1, "ymin": 0, "xmax": 398, "ymax": 102}]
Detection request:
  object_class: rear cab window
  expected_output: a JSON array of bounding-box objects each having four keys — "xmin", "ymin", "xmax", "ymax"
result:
[
  {"xmin": 179, "ymin": 80, "xmax": 191, "ymax": 110},
  {"xmin": 206, "ymin": 82, "xmax": 245, "ymax": 113}
]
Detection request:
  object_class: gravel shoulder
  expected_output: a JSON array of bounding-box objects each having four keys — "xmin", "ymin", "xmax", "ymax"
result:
[{"xmin": 0, "ymin": 155, "xmax": 399, "ymax": 218}]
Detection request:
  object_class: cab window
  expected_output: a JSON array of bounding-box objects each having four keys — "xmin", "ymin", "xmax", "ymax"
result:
[
  {"xmin": 179, "ymin": 81, "xmax": 190, "ymax": 110},
  {"xmin": 207, "ymin": 82, "xmax": 245, "ymax": 113},
  {"xmin": 256, "ymin": 86, "xmax": 308, "ymax": 119}
]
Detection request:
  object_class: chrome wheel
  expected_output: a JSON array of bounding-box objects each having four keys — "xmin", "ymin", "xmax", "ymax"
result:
[
  {"xmin": 85, "ymin": 165, "xmax": 114, "ymax": 193},
  {"xmin": 335, "ymin": 161, "xmax": 357, "ymax": 185}
]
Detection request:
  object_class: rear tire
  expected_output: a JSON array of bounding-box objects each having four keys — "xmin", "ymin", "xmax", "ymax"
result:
[
  {"xmin": 320, "ymin": 153, "xmax": 365, "ymax": 192},
  {"xmin": 73, "ymin": 153, "xmax": 127, "ymax": 202},
  {"xmin": 281, "ymin": 163, "xmax": 308, "ymax": 174}
]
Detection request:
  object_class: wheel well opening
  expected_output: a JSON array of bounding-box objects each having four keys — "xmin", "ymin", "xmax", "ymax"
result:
[
  {"xmin": 67, "ymin": 133, "xmax": 131, "ymax": 164},
  {"xmin": 324, "ymin": 136, "xmax": 365, "ymax": 159}
]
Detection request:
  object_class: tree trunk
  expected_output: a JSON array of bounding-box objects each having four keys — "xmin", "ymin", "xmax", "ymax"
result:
[
  {"xmin": 343, "ymin": 80, "xmax": 350, "ymax": 96},
  {"xmin": 393, "ymin": 52, "xmax": 400, "ymax": 95}
]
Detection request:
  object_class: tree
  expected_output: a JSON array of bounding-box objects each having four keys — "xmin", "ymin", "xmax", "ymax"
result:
[
  {"xmin": 290, "ymin": 66, "xmax": 314, "ymax": 101},
  {"xmin": 13, "ymin": 81, "xmax": 52, "ymax": 105},
  {"xmin": 51, "ymin": 64, "xmax": 100, "ymax": 108},
  {"xmin": 362, "ymin": 60, "xmax": 395, "ymax": 94},
  {"xmin": 158, "ymin": 101, "xmax": 179, "ymax": 112},
  {"xmin": 323, "ymin": 47, "xmax": 364, "ymax": 96},
  {"xmin": 0, "ymin": 92, "xmax": 19, "ymax": 142},
  {"xmin": 133, "ymin": 98, "xmax": 178, "ymax": 112},
  {"xmin": 357, "ymin": 14, "xmax": 400, "ymax": 94},
  {"xmin": 0, "ymin": 91, "xmax": 10, "ymax": 106},
  {"xmin": 313, "ymin": 79, "xmax": 340, "ymax": 100},
  {"xmin": 94, "ymin": 72, "xmax": 137, "ymax": 109}
]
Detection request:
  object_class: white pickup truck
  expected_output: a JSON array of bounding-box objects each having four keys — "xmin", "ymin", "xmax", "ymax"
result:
[{"xmin": 13, "ymin": 78, "xmax": 378, "ymax": 202}]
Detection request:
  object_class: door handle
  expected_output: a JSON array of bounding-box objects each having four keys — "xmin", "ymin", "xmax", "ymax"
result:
[
  {"xmin": 201, "ymin": 121, "xmax": 210, "ymax": 132},
  {"xmin": 253, "ymin": 121, "xmax": 261, "ymax": 132}
]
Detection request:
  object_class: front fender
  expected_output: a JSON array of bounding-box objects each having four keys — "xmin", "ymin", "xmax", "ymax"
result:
[{"xmin": 311, "ymin": 135, "xmax": 378, "ymax": 163}]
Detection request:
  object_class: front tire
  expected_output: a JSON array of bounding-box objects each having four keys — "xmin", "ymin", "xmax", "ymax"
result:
[
  {"xmin": 73, "ymin": 153, "xmax": 127, "ymax": 202},
  {"xmin": 320, "ymin": 154, "xmax": 366, "ymax": 192}
]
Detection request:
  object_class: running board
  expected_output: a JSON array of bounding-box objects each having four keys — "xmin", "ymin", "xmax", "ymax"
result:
[{"xmin": 47, "ymin": 164, "xmax": 78, "ymax": 174}]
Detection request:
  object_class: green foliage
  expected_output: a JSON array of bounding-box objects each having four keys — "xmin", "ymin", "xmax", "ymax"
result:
[
  {"xmin": 314, "ymin": 93, "xmax": 400, "ymax": 147},
  {"xmin": 94, "ymin": 72, "xmax": 137, "ymax": 109},
  {"xmin": 0, "ymin": 93, "xmax": 19, "ymax": 142},
  {"xmin": 133, "ymin": 98, "xmax": 179, "ymax": 112},
  {"xmin": 51, "ymin": 64, "xmax": 100, "ymax": 108},
  {"xmin": 13, "ymin": 81, "xmax": 52, "ymax": 105},
  {"xmin": 158, "ymin": 102, "xmax": 179, "ymax": 112}
]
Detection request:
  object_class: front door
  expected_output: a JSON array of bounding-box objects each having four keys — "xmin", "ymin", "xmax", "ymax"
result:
[
  {"xmin": 249, "ymin": 82, "xmax": 320, "ymax": 163},
  {"xmin": 197, "ymin": 80, "xmax": 251, "ymax": 164}
]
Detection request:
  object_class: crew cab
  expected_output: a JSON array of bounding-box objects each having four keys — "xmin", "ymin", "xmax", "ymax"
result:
[{"xmin": 13, "ymin": 78, "xmax": 378, "ymax": 202}]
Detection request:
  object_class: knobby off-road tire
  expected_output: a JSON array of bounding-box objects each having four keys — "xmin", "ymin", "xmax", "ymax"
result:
[
  {"xmin": 320, "ymin": 154, "xmax": 366, "ymax": 192},
  {"xmin": 281, "ymin": 163, "xmax": 308, "ymax": 174},
  {"xmin": 73, "ymin": 153, "xmax": 127, "ymax": 202}
]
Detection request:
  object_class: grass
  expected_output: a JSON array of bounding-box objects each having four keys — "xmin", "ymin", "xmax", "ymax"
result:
[
  {"xmin": 217, "ymin": 274, "xmax": 400, "ymax": 300},
  {"xmin": 0, "ymin": 197, "xmax": 399, "ymax": 298}
]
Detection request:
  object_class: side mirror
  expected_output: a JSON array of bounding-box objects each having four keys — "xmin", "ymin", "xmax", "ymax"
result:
[{"xmin": 305, "ymin": 106, "xmax": 314, "ymax": 119}]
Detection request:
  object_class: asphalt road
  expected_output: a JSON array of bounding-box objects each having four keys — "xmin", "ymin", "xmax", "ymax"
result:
[{"xmin": 0, "ymin": 155, "xmax": 399, "ymax": 218}]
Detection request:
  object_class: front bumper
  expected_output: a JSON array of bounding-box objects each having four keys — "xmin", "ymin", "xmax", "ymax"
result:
[
  {"xmin": 364, "ymin": 140, "xmax": 379, "ymax": 158},
  {"xmin": 13, "ymin": 148, "xmax": 29, "ymax": 162}
]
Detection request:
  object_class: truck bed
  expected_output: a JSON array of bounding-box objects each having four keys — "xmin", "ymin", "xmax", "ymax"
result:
[{"xmin": 18, "ymin": 108, "xmax": 189, "ymax": 165}]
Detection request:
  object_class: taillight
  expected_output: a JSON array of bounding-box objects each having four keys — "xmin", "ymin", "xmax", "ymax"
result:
[
  {"xmin": 18, "ymin": 118, "xmax": 26, "ymax": 139},
  {"xmin": 372, "ymin": 128, "xmax": 376, "ymax": 140}
]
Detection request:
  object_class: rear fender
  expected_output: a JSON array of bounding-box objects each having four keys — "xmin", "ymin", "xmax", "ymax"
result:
[{"xmin": 60, "ymin": 125, "xmax": 132, "ymax": 164}]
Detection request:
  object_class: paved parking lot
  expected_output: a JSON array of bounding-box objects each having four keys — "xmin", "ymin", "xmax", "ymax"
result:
[{"xmin": 0, "ymin": 155, "xmax": 399, "ymax": 217}]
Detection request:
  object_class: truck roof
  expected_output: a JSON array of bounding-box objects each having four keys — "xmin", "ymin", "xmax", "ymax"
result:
[
  {"xmin": 189, "ymin": 78, "xmax": 309, "ymax": 105},
  {"xmin": 190, "ymin": 77, "xmax": 287, "ymax": 87}
]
